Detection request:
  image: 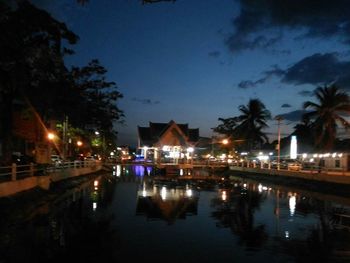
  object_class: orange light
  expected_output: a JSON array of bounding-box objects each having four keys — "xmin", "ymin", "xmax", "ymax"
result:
[
  {"xmin": 47, "ymin": 133, "xmax": 55, "ymax": 140},
  {"xmin": 77, "ymin": 141, "xmax": 83, "ymax": 146},
  {"xmin": 222, "ymin": 139, "xmax": 229, "ymax": 145}
]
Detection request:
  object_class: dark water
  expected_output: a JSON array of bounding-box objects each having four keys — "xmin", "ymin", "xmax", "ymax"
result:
[{"xmin": 2, "ymin": 165, "xmax": 350, "ymax": 263}]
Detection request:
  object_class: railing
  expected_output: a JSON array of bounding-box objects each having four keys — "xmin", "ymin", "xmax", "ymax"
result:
[{"xmin": 0, "ymin": 160, "xmax": 99, "ymax": 183}]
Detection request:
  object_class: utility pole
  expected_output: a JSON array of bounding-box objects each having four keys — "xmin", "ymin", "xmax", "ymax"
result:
[{"xmin": 275, "ymin": 116, "xmax": 283, "ymax": 170}]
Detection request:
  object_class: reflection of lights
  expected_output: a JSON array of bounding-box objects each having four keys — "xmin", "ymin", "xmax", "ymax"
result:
[
  {"xmin": 285, "ymin": 231, "xmax": 289, "ymax": 239},
  {"xmin": 116, "ymin": 165, "xmax": 121, "ymax": 177},
  {"xmin": 186, "ymin": 189, "xmax": 192, "ymax": 197},
  {"xmin": 289, "ymin": 195, "xmax": 296, "ymax": 216},
  {"xmin": 142, "ymin": 190, "xmax": 147, "ymax": 197},
  {"xmin": 258, "ymin": 184, "xmax": 268, "ymax": 192},
  {"xmin": 134, "ymin": 165, "xmax": 145, "ymax": 176},
  {"xmin": 146, "ymin": 166, "xmax": 152, "ymax": 175},
  {"xmin": 222, "ymin": 190, "xmax": 227, "ymax": 201},
  {"xmin": 180, "ymin": 169, "xmax": 183, "ymax": 176},
  {"xmin": 93, "ymin": 202, "xmax": 97, "ymax": 211},
  {"xmin": 161, "ymin": 186, "xmax": 167, "ymax": 200}
]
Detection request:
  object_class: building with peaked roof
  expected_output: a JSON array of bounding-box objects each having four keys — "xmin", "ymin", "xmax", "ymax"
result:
[{"xmin": 137, "ymin": 120, "xmax": 200, "ymax": 165}]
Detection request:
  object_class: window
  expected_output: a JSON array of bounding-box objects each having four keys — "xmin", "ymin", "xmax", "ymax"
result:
[{"xmin": 335, "ymin": 159, "xmax": 340, "ymax": 168}]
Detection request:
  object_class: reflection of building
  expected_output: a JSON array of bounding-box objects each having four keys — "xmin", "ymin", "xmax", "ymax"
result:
[
  {"xmin": 136, "ymin": 183, "xmax": 198, "ymax": 224},
  {"xmin": 137, "ymin": 120, "xmax": 200, "ymax": 170}
]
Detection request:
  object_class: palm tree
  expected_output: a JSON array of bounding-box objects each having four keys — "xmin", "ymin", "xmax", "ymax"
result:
[
  {"xmin": 235, "ymin": 99, "xmax": 271, "ymax": 150},
  {"xmin": 303, "ymin": 85, "xmax": 350, "ymax": 151}
]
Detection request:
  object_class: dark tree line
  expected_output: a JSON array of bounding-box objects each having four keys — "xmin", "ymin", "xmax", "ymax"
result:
[
  {"xmin": 214, "ymin": 85, "xmax": 350, "ymax": 152},
  {"xmin": 0, "ymin": 1, "xmax": 124, "ymax": 163}
]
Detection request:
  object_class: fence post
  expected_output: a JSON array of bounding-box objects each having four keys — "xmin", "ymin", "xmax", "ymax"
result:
[
  {"xmin": 11, "ymin": 163, "xmax": 17, "ymax": 181},
  {"xmin": 30, "ymin": 162, "xmax": 34, "ymax": 176}
]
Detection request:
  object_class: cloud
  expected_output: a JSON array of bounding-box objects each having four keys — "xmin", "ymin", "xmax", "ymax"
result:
[
  {"xmin": 298, "ymin": 90, "xmax": 313, "ymax": 97},
  {"xmin": 281, "ymin": 103, "xmax": 291, "ymax": 108},
  {"xmin": 278, "ymin": 110, "xmax": 307, "ymax": 122},
  {"xmin": 282, "ymin": 53, "xmax": 350, "ymax": 88},
  {"xmin": 237, "ymin": 53, "xmax": 350, "ymax": 90},
  {"xmin": 227, "ymin": 0, "xmax": 350, "ymax": 52},
  {"xmin": 237, "ymin": 64, "xmax": 285, "ymax": 89},
  {"xmin": 208, "ymin": 51, "xmax": 221, "ymax": 58},
  {"xmin": 131, "ymin": 98, "xmax": 160, "ymax": 105}
]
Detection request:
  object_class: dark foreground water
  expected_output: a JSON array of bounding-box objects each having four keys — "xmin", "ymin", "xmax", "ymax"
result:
[{"xmin": 2, "ymin": 165, "xmax": 350, "ymax": 263}]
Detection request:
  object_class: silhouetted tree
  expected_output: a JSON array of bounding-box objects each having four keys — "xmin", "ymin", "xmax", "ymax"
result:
[
  {"xmin": 0, "ymin": 1, "xmax": 78, "ymax": 163},
  {"xmin": 214, "ymin": 99, "xmax": 271, "ymax": 151},
  {"xmin": 303, "ymin": 85, "xmax": 350, "ymax": 151},
  {"xmin": 70, "ymin": 59, "xmax": 124, "ymax": 152}
]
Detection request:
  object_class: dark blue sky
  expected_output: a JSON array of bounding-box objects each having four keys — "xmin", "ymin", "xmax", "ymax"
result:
[{"xmin": 35, "ymin": 0, "xmax": 350, "ymax": 146}]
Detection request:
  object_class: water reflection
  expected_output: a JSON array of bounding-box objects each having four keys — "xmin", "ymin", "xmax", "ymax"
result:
[
  {"xmin": 2, "ymin": 166, "xmax": 350, "ymax": 262},
  {"xmin": 136, "ymin": 179, "xmax": 199, "ymax": 225},
  {"xmin": 0, "ymin": 174, "xmax": 118, "ymax": 263}
]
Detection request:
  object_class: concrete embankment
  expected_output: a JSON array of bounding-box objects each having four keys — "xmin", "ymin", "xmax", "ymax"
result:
[
  {"xmin": 0, "ymin": 164, "xmax": 103, "ymax": 198},
  {"xmin": 228, "ymin": 166, "xmax": 350, "ymax": 184}
]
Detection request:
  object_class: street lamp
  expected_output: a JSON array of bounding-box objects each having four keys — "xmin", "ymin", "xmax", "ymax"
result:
[
  {"xmin": 47, "ymin": 132, "xmax": 55, "ymax": 140},
  {"xmin": 77, "ymin": 140, "xmax": 83, "ymax": 147}
]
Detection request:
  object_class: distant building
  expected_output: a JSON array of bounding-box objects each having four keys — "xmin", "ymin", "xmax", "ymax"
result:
[{"xmin": 137, "ymin": 120, "xmax": 199, "ymax": 164}]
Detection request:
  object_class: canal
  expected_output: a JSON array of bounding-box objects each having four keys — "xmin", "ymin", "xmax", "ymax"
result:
[{"xmin": 1, "ymin": 165, "xmax": 350, "ymax": 263}]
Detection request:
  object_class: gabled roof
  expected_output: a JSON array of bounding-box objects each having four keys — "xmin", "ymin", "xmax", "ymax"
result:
[{"xmin": 138, "ymin": 120, "xmax": 200, "ymax": 147}]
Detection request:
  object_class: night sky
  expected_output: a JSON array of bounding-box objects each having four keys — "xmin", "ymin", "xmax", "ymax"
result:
[{"xmin": 33, "ymin": 0, "xmax": 350, "ymax": 146}]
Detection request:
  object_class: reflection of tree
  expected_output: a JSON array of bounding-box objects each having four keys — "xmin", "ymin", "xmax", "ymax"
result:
[
  {"xmin": 280, "ymin": 199, "xmax": 350, "ymax": 262},
  {"xmin": 211, "ymin": 185, "xmax": 268, "ymax": 248}
]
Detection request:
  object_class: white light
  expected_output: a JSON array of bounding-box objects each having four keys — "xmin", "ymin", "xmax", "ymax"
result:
[
  {"xmin": 116, "ymin": 165, "xmax": 121, "ymax": 177},
  {"xmin": 332, "ymin": 152, "xmax": 337, "ymax": 158},
  {"xmin": 258, "ymin": 184, "xmax": 263, "ymax": 193},
  {"xmin": 110, "ymin": 151, "xmax": 114, "ymax": 156},
  {"xmin": 161, "ymin": 186, "xmax": 167, "ymax": 200},
  {"xmin": 95, "ymin": 131, "xmax": 100, "ymax": 135},
  {"xmin": 339, "ymin": 153, "xmax": 343, "ymax": 157},
  {"xmin": 269, "ymin": 152, "xmax": 273, "ymax": 156},
  {"xmin": 187, "ymin": 147, "xmax": 194, "ymax": 153},
  {"xmin": 162, "ymin": 145, "xmax": 169, "ymax": 151},
  {"xmin": 221, "ymin": 190, "xmax": 227, "ymax": 201},
  {"xmin": 290, "ymin": 136, "xmax": 297, "ymax": 159},
  {"xmin": 186, "ymin": 189, "xmax": 192, "ymax": 197},
  {"xmin": 142, "ymin": 190, "xmax": 147, "ymax": 197},
  {"xmin": 289, "ymin": 195, "xmax": 296, "ymax": 216},
  {"xmin": 310, "ymin": 158, "xmax": 314, "ymax": 162},
  {"xmin": 94, "ymin": 180, "xmax": 98, "ymax": 187},
  {"xmin": 285, "ymin": 231, "xmax": 289, "ymax": 239},
  {"xmin": 93, "ymin": 202, "xmax": 97, "ymax": 211},
  {"xmin": 313, "ymin": 154, "xmax": 318, "ymax": 158},
  {"xmin": 180, "ymin": 169, "xmax": 183, "ymax": 176},
  {"xmin": 302, "ymin": 153, "xmax": 307, "ymax": 158}
]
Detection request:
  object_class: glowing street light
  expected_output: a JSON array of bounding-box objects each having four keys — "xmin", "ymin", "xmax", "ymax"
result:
[
  {"xmin": 47, "ymin": 132, "xmax": 55, "ymax": 140},
  {"xmin": 77, "ymin": 140, "xmax": 83, "ymax": 147},
  {"xmin": 222, "ymin": 139, "xmax": 229, "ymax": 145}
]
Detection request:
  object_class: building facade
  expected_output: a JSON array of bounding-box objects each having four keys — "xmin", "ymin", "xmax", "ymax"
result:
[{"xmin": 137, "ymin": 120, "xmax": 199, "ymax": 164}]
